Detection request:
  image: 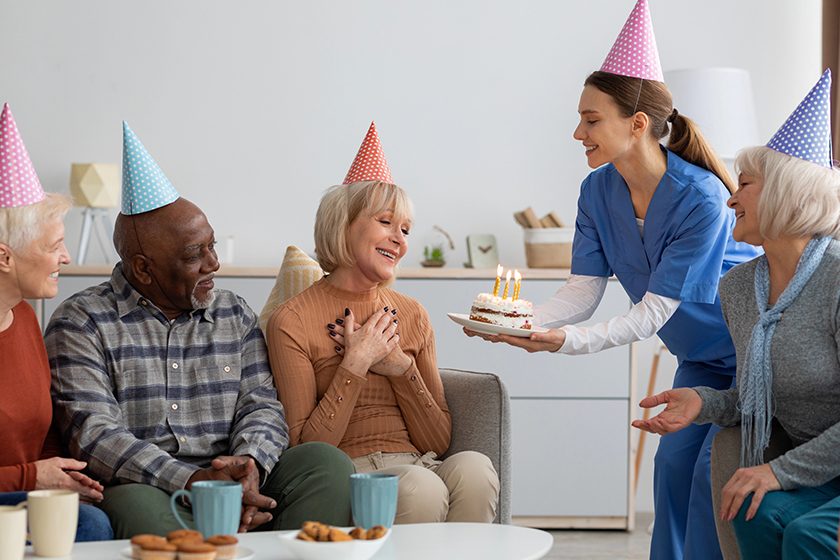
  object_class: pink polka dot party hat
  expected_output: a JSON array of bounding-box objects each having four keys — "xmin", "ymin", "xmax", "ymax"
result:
[
  {"xmin": 0, "ymin": 103, "xmax": 46, "ymax": 208},
  {"xmin": 343, "ymin": 122, "xmax": 394, "ymax": 185},
  {"xmin": 600, "ymin": 0, "xmax": 663, "ymax": 82}
]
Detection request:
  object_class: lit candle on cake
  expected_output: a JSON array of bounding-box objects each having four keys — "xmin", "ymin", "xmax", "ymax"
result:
[
  {"xmin": 502, "ymin": 269, "xmax": 512, "ymax": 300},
  {"xmin": 513, "ymin": 269, "xmax": 522, "ymax": 300},
  {"xmin": 492, "ymin": 264, "xmax": 503, "ymax": 297}
]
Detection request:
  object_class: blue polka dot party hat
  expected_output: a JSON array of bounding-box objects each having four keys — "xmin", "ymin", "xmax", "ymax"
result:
[
  {"xmin": 766, "ymin": 69, "xmax": 833, "ymax": 168},
  {"xmin": 121, "ymin": 121, "xmax": 180, "ymax": 215}
]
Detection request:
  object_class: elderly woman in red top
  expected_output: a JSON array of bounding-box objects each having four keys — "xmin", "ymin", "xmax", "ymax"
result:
[{"xmin": 0, "ymin": 103, "xmax": 112, "ymax": 541}]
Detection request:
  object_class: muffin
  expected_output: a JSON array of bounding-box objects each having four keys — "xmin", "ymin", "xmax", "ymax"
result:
[
  {"xmin": 177, "ymin": 542, "xmax": 217, "ymax": 560},
  {"xmin": 138, "ymin": 541, "xmax": 178, "ymax": 560},
  {"xmin": 204, "ymin": 535, "xmax": 238, "ymax": 560},
  {"xmin": 167, "ymin": 529, "xmax": 204, "ymax": 543},
  {"xmin": 131, "ymin": 535, "xmax": 168, "ymax": 559}
]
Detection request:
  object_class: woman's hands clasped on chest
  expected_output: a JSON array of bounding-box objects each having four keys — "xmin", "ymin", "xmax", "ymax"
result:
[{"xmin": 328, "ymin": 307, "xmax": 411, "ymax": 377}]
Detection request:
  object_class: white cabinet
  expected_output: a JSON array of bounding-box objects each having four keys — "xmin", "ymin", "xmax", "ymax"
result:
[
  {"xmin": 394, "ymin": 275, "xmax": 636, "ymax": 529},
  {"xmin": 45, "ymin": 267, "xmax": 636, "ymax": 529}
]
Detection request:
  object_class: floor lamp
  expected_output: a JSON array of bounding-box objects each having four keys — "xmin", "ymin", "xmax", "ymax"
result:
[{"xmin": 70, "ymin": 163, "xmax": 120, "ymax": 265}]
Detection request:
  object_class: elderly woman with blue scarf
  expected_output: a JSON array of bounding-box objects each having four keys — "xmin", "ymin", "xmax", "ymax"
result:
[{"xmin": 633, "ymin": 70, "xmax": 840, "ymax": 560}]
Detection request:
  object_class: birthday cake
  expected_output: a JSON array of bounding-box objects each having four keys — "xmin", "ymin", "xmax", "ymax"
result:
[{"xmin": 469, "ymin": 293, "xmax": 533, "ymax": 329}]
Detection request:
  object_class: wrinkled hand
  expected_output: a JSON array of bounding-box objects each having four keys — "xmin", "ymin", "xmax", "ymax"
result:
[
  {"xmin": 333, "ymin": 308, "xmax": 400, "ymax": 377},
  {"xmin": 187, "ymin": 456, "xmax": 276, "ymax": 532},
  {"xmin": 462, "ymin": 327, "xmax": 566, "ymax": 353},
  {"xmin": 631, "ymin": 388, "xmax": 702, "ymax": 435},
  {"xmin": 34, "ymin": 457, "xmax": 104, "ymax": 502},
  {"xmin": 329, "ymin": 311, "xmax": 410, "ymax": 377},
  {"xmin": 720, "ymin": 464, "xmax": 781, "ymax": 522}
]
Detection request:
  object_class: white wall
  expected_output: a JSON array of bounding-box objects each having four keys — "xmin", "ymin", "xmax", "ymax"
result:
[{"xmin": 1, "ymin": 0, "xmax": 821, "ymax": 512}]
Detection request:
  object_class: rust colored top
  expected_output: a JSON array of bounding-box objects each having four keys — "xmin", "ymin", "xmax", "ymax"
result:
[{"xmin": 266, "ymin": 278, "xmax": 451, "ymax": 459}]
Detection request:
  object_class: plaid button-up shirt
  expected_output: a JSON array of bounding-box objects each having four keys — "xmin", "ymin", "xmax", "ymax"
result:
[{"xmin": 46, "ymin": 264, "xmax": 289, "ymax": 494}]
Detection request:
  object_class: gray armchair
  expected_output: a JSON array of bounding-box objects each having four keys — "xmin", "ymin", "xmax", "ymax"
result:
[{"xmin": 438, "ymin": 368, "xmax": 512, "ymax": 524}]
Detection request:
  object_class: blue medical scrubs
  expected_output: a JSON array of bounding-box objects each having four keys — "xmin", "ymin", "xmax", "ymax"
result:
[{"xmin": 572, "ymin": 149, "xmax": 760, "ymax": 560}]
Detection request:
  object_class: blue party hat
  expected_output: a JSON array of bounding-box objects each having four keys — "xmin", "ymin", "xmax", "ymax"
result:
[
  {"xmin": 766, "ymin": 69, "xmax": 833, "ymax": 168},
  {"xmin": 121, "ymin": 121, "xmax": 180, "ymax": 215}
]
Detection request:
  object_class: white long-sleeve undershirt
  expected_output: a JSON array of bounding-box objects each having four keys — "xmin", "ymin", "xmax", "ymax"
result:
[{"xmin": 532, "ymin": 274, "xmax": 680, "ymax": 355}]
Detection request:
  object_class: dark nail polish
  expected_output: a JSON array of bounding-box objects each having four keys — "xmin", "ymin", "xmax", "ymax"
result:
[
  {"xmin": 345, "ymin": 308, "xmax": 350, "ymax": 316},
  {"xmin": 383, "ymin": 306, "xmax": 389, "ymax": 312},
  {"xmin": 391, "ymin": 309, "xmax": 397, "ymax": 315},
  {"xmin": 329, "ymin": 331, "xmax": 336, "ymax": 337},
  {"xmin": 335, "ymin": 346, "xmax": 341, "ymax": 352},
  {"xmin": 327, "ymin": 323, "xmax": 336, "ymax": 329},
  {"xmin": 335, "ymin": 318, "xmax": 344, "ymax": 325},
  {"xmin": 394, "ymin": 319, "xmax": 398, "ymax": 324}
]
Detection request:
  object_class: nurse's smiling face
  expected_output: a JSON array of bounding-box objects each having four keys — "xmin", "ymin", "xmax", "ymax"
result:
[
  {"xmin": 728, "ymin": 173, "xmax": 764, "ymax": 245},
  {"xmin": 574, "ymin": 85, "xmax": 636, "ymax": 169}
]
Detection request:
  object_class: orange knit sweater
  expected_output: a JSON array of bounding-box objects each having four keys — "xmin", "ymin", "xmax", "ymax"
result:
[
  {"xmin": 0, "ymin": 301, "xmax": 61, "ymax": 491},
  {"xmin": 265, "ymin": 278, "xmax": 451, "ymax": 459}
]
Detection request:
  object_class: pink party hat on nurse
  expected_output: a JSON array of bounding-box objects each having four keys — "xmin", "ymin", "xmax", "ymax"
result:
[
  {"xmin": 343, "ymin": 122, "xmax": 394, "ymax": 185},
  {"xmin": 0, "ymin": 103, "xmax": 46, "ymax": 208},
  {"xmin": 121, "ymin": 121, "xmax": 180, "ymax": 215},
  {"xmin": 600, "ymin": 0, "xmax": 663, "ymax": 82},
  {"xmin": 766, "ymin": 69, "xmax": 833, "ymax": 168}
]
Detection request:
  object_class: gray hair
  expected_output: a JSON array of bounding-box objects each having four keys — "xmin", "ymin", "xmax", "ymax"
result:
[
  {"xmin": 0, "ymin": 193, "xmax": 74, "ymax": 253},
  {"xmin": 735, "ymin": 146, "xmax": 840, "ymax": 239}
]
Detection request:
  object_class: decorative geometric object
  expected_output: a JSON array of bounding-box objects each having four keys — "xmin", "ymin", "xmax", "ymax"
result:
[
  {"xmin": 70, "ymin": 163, "xmax": 120, "ymax": 265},
  {"xmin": 70, "ymin": 163, "xmax": 119, "ymax": 207},
  {"xmin": 343, "ymin": 122, "xmax": 393, "ymax": 185},
  {"xmin": 0, "ymin": 103, "xmax": 45, "ymax": 208},
  {"xmin": 121, "ymin": 121, "xmax": 179, "ymax": 215},
  {"xmin": 766, "ymin": 69, "xmax": 833, "ymax": 168},
  {"xmin": 599, "ymin": 0, "xmax": 663, "ymax": 82}
]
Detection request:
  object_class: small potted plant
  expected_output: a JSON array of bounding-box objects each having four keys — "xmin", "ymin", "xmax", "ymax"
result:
[{"xmin": 421, "ymin": 244, "xmax": 446, "ymax": 267}]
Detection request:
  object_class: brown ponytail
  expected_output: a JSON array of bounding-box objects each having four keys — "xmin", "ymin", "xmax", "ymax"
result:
[{"xmin": 584, "ymin": 71, "xmax": 736, "ymax": 194}]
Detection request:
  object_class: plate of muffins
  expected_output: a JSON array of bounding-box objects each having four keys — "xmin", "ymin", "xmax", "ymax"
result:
[{"xmin": 124, "ymin": 529, "xmax": 253, "ymax": 560}]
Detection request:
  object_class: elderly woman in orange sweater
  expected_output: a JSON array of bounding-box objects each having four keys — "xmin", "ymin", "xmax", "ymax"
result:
[{"xmin": 265, "ymin": 176, "xmax": 499, "ymax": 524}]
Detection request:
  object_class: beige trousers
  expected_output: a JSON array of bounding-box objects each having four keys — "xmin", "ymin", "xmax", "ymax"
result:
[{"xmin": 351, "ymin": 450, "xmax": 500, "ymax": 524}]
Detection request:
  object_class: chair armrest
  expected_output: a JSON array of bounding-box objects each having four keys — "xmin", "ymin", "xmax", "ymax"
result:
[{"xmin": 438, "ymin": 368, "xmax": 511, "ymax": 524}]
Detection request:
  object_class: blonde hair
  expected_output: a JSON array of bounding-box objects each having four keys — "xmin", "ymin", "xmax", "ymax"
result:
[
  {"xmin": 585, "ymin": 71, "xmax": 736, "ymax": 194},
  {"xmin": 314, "ymin": 181, "xmax": 414, "ymax": 273},
  {"xmin": 0, "ymin": 193, "xmax": 73, "ymax": 253},
  {"xmin": 736, "ymin": 146, "xmax": 840, "ymax": 239}
]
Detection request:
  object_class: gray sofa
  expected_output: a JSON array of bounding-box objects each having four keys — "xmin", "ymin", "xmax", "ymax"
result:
[{"xmin": 438, "ymin": 368, "xmax": 512, "ymax": 524}]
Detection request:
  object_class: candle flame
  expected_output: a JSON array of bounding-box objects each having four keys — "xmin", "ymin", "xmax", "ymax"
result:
[
  {"xmin": 506, "ymin": 270, "xmax": 512, "ymax": 281},
  {"xmin": 514, "ymin": 269, "xmax": 521, "ymax": 281},
  {"xmin": 496, "ymin": 264, "xmax": 503, "ymax": 276}
]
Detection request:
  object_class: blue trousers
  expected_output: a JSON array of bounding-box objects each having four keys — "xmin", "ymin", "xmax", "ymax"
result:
[
  {"xmin": 732, "ymin": 478, "xmax": 840, "ymax": 560},
  {"xmin": 0, "ymin": 491, "xmax": 113, "ymax": 542},
  {"xmin": 650, "ymin": 361, "xmax": 734, "ymax": 560}
]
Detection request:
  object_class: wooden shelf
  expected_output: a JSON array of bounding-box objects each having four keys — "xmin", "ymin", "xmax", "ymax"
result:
[{"xmin": 58, "ymin": 265, "xmax": 573, "ymax": 280}]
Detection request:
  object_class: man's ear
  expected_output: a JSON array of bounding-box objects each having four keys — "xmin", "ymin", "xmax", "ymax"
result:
[
  {"xmin": 0, "ymin": 243, "xmax": 13, "ymax": 274},
  {"xmin": 129, "ymin": 254, "xmax": 154, "ymax": 286},
  {"xmin": 632, "ymin": 112, "xmax": 650, "ymax": 138}
]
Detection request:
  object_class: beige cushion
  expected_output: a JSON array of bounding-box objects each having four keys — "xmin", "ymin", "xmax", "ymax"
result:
[{"xmin": 259, "ymin": 245, "xmax": 324, "ymax": 333}]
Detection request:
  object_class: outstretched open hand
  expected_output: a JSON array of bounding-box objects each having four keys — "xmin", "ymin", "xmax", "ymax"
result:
[
  {"xmin": 462, "ymin": 327, "xmax": 566, "ymax": 353},
  {"xmin": 631, "ymin": 388, "xmax": 703, "ymax": 435}
]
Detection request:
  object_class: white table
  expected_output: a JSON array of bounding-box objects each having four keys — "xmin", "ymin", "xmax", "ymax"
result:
[{"xmin": 25, "ymin": 523, "xmax": 554, "ymax": 560}]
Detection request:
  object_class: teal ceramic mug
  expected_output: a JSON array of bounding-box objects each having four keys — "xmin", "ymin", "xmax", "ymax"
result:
[
  {"xmin": 350, "ymin": 473, "xmax": 399, "ymax": 529},
  {"xmin": 170, "ymin": 481, "xmax": 242, "ymax": 537}
]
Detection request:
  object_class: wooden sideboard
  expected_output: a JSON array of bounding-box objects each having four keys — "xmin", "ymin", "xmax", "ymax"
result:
[{"xmin": 42, "ymin": 265, "xmax": 637, "ymax": 530}]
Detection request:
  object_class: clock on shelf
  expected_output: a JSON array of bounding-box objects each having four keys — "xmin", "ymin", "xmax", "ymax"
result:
[{"xmin": 465, "ymin": 234, "xmax": 499, "ymax": 269}]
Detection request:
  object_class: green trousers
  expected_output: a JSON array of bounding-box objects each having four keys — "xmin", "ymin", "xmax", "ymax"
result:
[{"xmin": 99, "ymin": 442, "xmax": 355, "ymax": 538}]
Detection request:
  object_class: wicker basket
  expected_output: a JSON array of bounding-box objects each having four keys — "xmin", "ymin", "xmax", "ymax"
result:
[{"xmin": 523, "ymin": 227, "xmax": 574, "ymax": 268}]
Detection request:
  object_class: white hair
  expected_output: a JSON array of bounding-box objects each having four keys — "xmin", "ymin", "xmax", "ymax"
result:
[
  {"xmin": 735, "ymin": 146, "xmax": 840, "ymax": 239},
  {"xmin": 0, "ymin": 193, "xmax": 74, "ymax": 254}
]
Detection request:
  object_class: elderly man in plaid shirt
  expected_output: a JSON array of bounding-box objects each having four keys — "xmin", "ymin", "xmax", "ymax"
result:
[{"xmin": 46, "ymin": 197, "xmax": 354, "ymax": 538}]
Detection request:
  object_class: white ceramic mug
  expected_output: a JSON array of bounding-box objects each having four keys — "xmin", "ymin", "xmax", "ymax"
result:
[
  {"xmin": 20, "ymin": 490, "xmax": 79, "ymax": 557},
  {"xmin": 0, "ymin": 505, "xmax": 27, "ymax": 560}
]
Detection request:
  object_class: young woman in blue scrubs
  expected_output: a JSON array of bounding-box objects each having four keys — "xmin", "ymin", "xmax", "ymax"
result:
[{"xmin": 466, "ymin": 71, "xmax": 760, "ymax": 560}]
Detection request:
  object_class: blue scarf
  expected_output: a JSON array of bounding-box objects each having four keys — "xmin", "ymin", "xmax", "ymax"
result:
[{"xmin": 739, "ymin": 235, "xmax": 832, "ymax": 468}]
